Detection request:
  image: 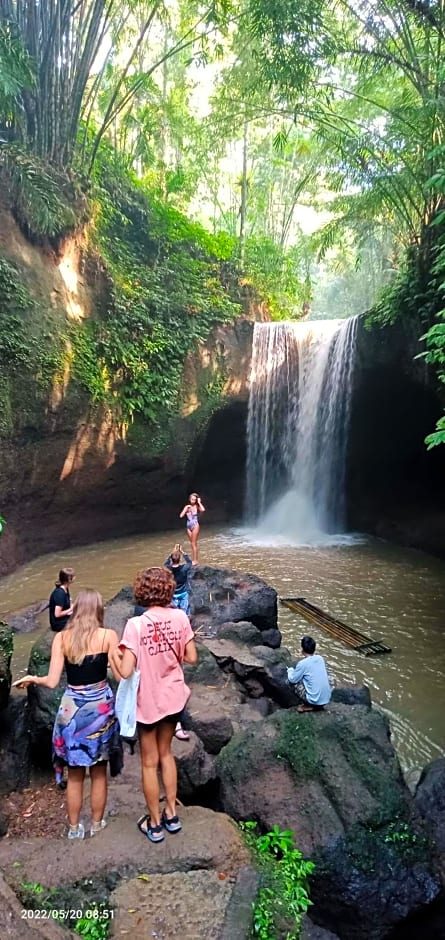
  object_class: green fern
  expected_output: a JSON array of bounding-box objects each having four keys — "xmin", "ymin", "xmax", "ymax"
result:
[{"xmin": 0, "ymin": 145, "xmax": 78, "ymax": 238}]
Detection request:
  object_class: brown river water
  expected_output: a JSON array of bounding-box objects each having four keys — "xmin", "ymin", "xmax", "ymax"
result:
[{"xmin": 1, "ymin": 526, "xmax": 444, "ymax": 777}]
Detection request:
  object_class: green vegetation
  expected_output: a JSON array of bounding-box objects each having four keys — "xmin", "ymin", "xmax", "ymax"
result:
[
  {"xmin": 340, "ymin": 816, "xmax": 429, "ymax": 875},
  {"xmin": 0, "ymin": 257, "xmax": 35, "ymax": 367},
  {"xmin": 1, "ymin": 0, "xmax": 445, "ymax": 444},
  {"xmin": 0, "ymin": 146, "xmax": 79, "ymax": 240},
  {"xmin": 240, "ymin": 822, "xmax": 315, "ymax": 939},
  {"xmin": 0, "ymin": 621, "xmax": 13, "ymax": 660},
  {"xmin": 274, "ymin": 711, "xmax": 319, "ymax": 779},
  {"xmin": 18, "ymin": 880, "xmax": 113, "ymax": 935},
  {"xmin": 73, "ymin": 907, "xmax": 111, "ymax": 939},
  {"xmin": 0, "ymin": 255, "xmax": 63, "ymax": 438},
  {"xmin": 67, "ymin": 151, "xmax": 241, "ymax": 429}
]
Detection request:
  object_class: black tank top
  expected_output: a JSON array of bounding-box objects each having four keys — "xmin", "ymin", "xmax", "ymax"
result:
[{"xmin": 65, "ymin": 652, "xmax": 108, "ymax": 686}]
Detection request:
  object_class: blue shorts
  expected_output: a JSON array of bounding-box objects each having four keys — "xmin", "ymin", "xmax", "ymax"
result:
[{"xmin": 173, "ymin": 590, "xmax": 190, "ymax": 615}]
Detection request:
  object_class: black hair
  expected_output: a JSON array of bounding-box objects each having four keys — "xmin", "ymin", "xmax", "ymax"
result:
[{"xmin": 301, "ymin": 635, "xmax": 316, "ymax": 655}]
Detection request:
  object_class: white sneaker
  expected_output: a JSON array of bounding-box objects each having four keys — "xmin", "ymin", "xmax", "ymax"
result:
[
  {"xmin": 90, "ymin": 818, "xmax": 107, "ymax": 836},
  {"xmin": 67, "ymin": 822, "xmax": 85, "ymax": 840}
]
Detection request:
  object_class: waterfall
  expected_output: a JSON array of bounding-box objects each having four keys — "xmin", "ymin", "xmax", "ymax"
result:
[{"xmin": 245, "ymin": 317, "xmax": 358, "ymax": 544}]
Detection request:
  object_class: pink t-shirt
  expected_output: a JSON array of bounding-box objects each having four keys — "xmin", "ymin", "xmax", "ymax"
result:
[{"xmin": 119, "ymin": 606, "xmax": 194, "ymax": 725}]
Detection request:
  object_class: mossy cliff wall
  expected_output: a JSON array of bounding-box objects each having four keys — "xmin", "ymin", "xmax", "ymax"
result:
[
  {"xmin": 1, "ymin": 194, "xmax": 444, "ymax": 578},
  {"xmin": 0, "ymin": 203, "xmax": 261, "ymax": 576}
]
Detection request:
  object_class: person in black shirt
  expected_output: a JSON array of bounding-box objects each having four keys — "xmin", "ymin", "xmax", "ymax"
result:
[{"xmin": 49, "ymin": 567, "xmax": 75, "ymax": 632}]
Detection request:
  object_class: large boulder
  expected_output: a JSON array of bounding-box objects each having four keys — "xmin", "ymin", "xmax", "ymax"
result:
[
  {"xmin": 104, "ymin": 586, "xmax": 134, "ymax": 637},
  {"xmin": 104, "ymin": 569, "xmax": 280, "ymax": 648},
  {"xmin": 184, "ymin": 643, "xmax": 224, "ymax": 686},
  {"xmin": 7, "ymin": 603, "xmax": 47, "ymax": 635},
  {"xmin": 218, "ymin": 619, "xmax": 282, "ymax": 649},
  {"xmin": 201, "ymin": 637, "xmax": 296, "ymax": 708},
  {"xmin": 189, "ymin": 566, "xmax": 278, "ymax": 637},
  {"xmin": 26, "ymin": 632, "xmax": 65, "ymax": 765},
  {"xmin": 0, "ymin": 696, "xmax": 31, "ymax": 795},
  {"xmin": 415, "ymin": 758, "xmax": 445, "ymax": 882},
  {"xmin": 0, "ymin": 621, "xmax": 13, "ymax": 710},
  {"xmin": 174, "ymin": 732, "xmax": 216, "ymax": 801},
  {"xmin": 186, "ymin": 677, "xmax": 266, "ymax": 755},
  {"xmin": 216, "ymin": 704, "xmax": 441, "ymax": 939}
]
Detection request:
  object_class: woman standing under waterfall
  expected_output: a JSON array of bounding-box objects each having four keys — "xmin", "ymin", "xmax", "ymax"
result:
[{"xmin": 179, "ymin": 493, "xmax": 205, "ymax": 565}]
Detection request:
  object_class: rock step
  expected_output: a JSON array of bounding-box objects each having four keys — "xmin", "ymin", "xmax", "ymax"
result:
[
  {"xmin": 0, "ymin": 806, "xmax": 250, "ymax": 892},
  {"xmin": 110, "ymin": 866, "xmax": 259, "ymax": 940}
]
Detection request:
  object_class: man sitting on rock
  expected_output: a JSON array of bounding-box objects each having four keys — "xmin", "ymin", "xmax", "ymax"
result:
[{"xmin": 287, "ymin": 636, "xmax": 332, "ymax": 712}]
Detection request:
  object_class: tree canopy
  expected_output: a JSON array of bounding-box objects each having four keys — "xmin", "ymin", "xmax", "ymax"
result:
[{"xmin": 1, "ymin": 0, "xmax": 445, "ymax": 442}]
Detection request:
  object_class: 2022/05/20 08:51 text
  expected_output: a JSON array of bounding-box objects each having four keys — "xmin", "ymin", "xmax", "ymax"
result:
[{"xmin": 21, "ymin": 909, "xmax": 114, "ymax": 920}]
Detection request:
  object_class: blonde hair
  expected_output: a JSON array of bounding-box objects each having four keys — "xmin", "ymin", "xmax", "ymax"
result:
[{"xmin": 62, "ymin": 589, "xmax": 104, "ymax": 665}]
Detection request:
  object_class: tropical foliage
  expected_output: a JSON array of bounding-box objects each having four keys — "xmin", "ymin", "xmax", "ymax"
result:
[
  {"xmin": 0, "ymin": 0, "xmax": 444, "ymax": 441},
  {"xmin": 69, "ymin": 149, "xmax": 240, "ymax": 426}
]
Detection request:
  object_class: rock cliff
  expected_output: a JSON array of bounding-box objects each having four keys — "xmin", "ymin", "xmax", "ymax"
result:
[{"xmin": 1, "ymin": 198, "xmax": 444, "ymax": 577}]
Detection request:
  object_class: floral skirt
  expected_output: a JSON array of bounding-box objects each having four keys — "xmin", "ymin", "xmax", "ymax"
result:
[{"xmin": 52, "ymin": 681, "xmax": 120, "ymax": 769}]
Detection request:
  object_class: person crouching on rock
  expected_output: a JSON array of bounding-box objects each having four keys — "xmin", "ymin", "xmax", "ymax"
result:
[
  {"xmin": 13, "ymin": 589, "xmax": 122, "ymax": 839},
  {"xmin": 111, "ymin": 566, "xmax": 198, "ymax": 844},
  {"xmin": 287, "ymin": 636, "xmax": 332, "ymax": 712}
]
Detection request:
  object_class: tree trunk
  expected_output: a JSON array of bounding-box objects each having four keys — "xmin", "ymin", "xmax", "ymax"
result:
[{"xmin": 239, "ymin": 118, "xmax": 248, "ymax": 269}]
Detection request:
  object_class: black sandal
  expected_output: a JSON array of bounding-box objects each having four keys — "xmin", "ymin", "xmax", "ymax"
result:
[
  {"xmin": 137, "ymin": 814, "xmax": 165, "ymax": 843},
  {"xmin": 161, "ymin": 810, "xmax": 182, "ymax": 833}
]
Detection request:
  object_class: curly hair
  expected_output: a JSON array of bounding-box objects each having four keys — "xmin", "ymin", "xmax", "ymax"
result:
[{"xmin": 134, "ymin": 566, "xmax": 175, "ymax": 608}]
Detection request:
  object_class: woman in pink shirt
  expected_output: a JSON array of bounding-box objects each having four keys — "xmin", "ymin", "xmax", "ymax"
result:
[{"xmin": 112, "ymin": 567, "xmax": 197, "ymax": 843}]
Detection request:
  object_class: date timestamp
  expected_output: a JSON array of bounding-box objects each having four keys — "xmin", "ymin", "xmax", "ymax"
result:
[{"xmin": 21, "ymin": 909, "xmax": 114, "ymax": 921}]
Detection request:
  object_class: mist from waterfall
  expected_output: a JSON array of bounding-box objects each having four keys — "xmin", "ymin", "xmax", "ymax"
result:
[{"xmin": 245, "ymin": 318, "xmax": 358, "ymax": 545}]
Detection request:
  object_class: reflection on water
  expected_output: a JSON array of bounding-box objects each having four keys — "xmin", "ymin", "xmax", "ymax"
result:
[{"xmin": 1, "ymin": 527, "xmax": 444, "ymax": 774}]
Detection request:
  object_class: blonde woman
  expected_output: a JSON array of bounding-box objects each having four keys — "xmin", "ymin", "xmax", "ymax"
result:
[
  {"xmin": 13, "ymin": 590, "xmax": 121, "ymax": 840},
  {"xmin": 179, "ymin": 492, "xmax": 205, "ymax": 565}
]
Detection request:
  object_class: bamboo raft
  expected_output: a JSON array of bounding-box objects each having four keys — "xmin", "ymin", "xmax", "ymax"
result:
[{"xmin": 280, "ymin": 597, "xmax": 392, "ymax": 656}]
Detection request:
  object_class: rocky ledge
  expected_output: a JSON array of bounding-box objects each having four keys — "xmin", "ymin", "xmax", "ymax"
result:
[{"xmin": 1, "ymin": 566, "xmax": 445, "ymax": 939}]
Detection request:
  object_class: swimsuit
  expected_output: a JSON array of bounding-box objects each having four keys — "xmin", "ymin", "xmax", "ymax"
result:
[{"xmin": 186, "ymin": 507, "xmax": 199, "ymax": 531}]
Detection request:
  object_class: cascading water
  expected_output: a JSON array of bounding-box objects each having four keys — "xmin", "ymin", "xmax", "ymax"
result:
[{"xmin": 245, "ymin": 317, "xmax": 358, "ymax": 544}]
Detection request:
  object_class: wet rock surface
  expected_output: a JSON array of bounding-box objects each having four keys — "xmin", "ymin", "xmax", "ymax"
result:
[
  {"xmin": 215, "ymin": 703, "xmax": 442, "ymax": 939},
  {"xmin": 0, "ymin": 621, "xmax": 13, "ymax": 710},
  {"xmin": 103, "ymin": 567, "xmax": 279, "ymax": 642},
  {"xmin": 189, "ymin": 565, "xmax": 278, "ymax": 635},
  {"xmin": 0, "ymin": 695, "xmax": 31, "ymax": 794},
  {"xmin": 2, "ymin": 569, "xmax": 444, "ymax": 939},
  {"xmin": 110, "ymin": 866, "xmax": 259, "ymax": 940},
  {"xmin": 7, "ymin": 602, "xmax": 47, "ymax": 635},
  {"xmin": 26, "ymin": 632, "xmax": 66, "ymax": 766},
  {"xmin": 415, "ymin": 757, "xmax": 445, "ymax": 882}
]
